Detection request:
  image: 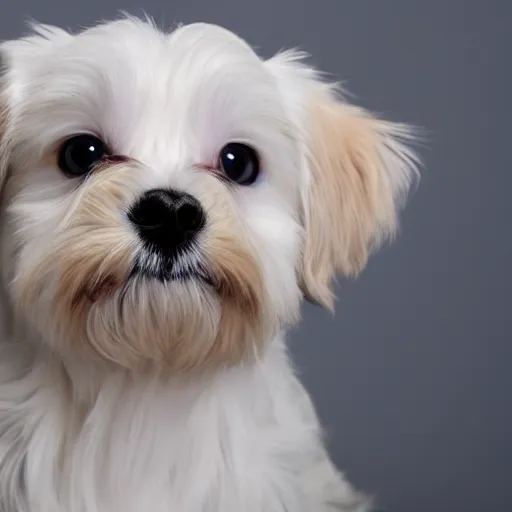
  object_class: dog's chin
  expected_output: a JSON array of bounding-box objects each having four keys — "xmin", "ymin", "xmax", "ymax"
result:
[{"xmin": 20, "ymin": 247, "xmax": 271, "ymax": 376}]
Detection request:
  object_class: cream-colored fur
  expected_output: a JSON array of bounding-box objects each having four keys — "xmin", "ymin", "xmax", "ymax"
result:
[{"xmin": 0, "ymin": 17, "xmax": 419, "ymax": 511}]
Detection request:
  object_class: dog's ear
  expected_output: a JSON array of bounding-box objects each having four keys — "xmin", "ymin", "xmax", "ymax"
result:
[
  {"xmin": 0, "ymin": 25, "xmax": 73, "ymax": 191},
  {"xmin": 0, "ymin": 47, "xmax": 12, "ymax": 191},
  {"xmin": 266, "ymin": 52, "xmax": 420, "ymax": 310}
]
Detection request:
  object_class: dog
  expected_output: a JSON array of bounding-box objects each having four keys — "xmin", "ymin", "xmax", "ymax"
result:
[{"xmin": 0, "ymin": 15, "xmax": 419, "ymax": 512}]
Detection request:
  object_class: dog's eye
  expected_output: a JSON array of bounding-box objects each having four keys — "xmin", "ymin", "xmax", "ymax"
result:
[
  {"xmin": 219, "ymin": 143, "xmax": 260, "ymax": 185},
  {"xmin": 58, "ymin": 134, "xmax": 109, "ymax": 177}
]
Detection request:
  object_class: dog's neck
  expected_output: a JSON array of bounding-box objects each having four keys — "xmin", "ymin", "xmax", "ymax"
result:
[
  {"xmin": 9, "ymin": 329, "xmax": 287, "ymax": 408},
  {"xmin": 0, "ymin": 331, "xmax": 319, "ymax": 511},
  {"xmin": 0, "ymin": 325, "xmax": 367, "ymax": 512}
]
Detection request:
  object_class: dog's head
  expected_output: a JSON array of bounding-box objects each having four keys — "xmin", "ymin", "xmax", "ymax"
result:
[{"xmin": 0, "ymin": 18, "xmax": 419, "ymax": 373}]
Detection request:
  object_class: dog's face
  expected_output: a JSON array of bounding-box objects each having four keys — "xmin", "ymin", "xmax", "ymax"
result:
[{"xmin": 0, "ymin": 18, "xmax": 418, "ymax": 373}]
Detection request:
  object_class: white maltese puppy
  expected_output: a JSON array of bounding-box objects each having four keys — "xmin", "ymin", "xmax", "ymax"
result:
[{"xmin": 0, "ymin": 16, "xmax": 419, "ymax": 512}]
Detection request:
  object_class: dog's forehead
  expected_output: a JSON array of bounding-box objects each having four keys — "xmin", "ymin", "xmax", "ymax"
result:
[
  {"xmin": 63, "ymin": 20, "xmax": 270, "ymax": 97},
  {"xmin": 77, "ymin": 21, "xmax": 262, "ymax": 71},
  {"xmin": 12, "ymin": 20, "xmax": 284, "ymax": 157}
]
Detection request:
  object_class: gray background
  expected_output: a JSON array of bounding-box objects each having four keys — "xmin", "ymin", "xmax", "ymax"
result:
[{"xmin": 2, "ymin": 1, "xmax": 510, "ymax": 511}]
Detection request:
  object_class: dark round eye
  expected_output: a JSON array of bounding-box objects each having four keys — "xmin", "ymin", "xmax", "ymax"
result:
[
  {"xmin": 219, "ymin": 143, "xmax": 260, "ymax": 185},
  {"xmin": 58, "ymin": 134, "xmax": 109, "ymax": 177}
]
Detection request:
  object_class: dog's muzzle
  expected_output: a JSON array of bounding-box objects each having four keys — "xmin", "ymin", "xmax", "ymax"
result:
[{"xmin": 128, "ymin": 188, "xmax": 208, "ymax": 282}]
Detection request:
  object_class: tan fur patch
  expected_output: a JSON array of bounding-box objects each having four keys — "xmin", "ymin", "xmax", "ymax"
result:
[
  {"xmin": 204, "ymin": 227, "xmax": 268, "ymax": 367},
  {"xmin": 301, "ymin": 89, "xmax": 417, "ymax": 310},
  {"xmin": 196, "ymin": 174, "xmax": 270, "ymax": 369},
  {"xmin": 15, "ymin": 164, "xmax": 138, "ymax": 361},
  {"xmin": 0, "ymin": 88, "xmax": 11, "ymax": 187}
]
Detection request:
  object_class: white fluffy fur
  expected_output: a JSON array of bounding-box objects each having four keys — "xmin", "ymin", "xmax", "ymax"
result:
[{"xmin": 0, "ymin": 17, "xmax": 419, "ymax": 512}]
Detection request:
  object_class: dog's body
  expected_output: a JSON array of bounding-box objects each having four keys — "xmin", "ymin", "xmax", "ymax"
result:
[
  {"xmin": 0, "ymin": 17, "xmax": 419, "ymax": 512},
  {"xmin": 0, "ymin": 333, "xmax": 367, "ymax": 512}
]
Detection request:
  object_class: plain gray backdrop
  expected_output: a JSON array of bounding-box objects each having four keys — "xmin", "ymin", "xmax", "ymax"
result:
[{"xmin": 1, "ymin": 1, "xmax": 510, "ymax": 512}]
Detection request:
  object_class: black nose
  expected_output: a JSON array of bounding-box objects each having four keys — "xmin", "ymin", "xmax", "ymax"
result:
[{"xmin": 128, "ymin": 188, "xmax": 205, "ymax": 253}]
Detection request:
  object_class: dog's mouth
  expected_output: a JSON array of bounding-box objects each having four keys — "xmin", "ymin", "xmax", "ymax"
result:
[
  {"xmin": 81, "ymin": 248, "xmax": 218, "ymax": 306},
  {"xmin": 129, "ymin": 248, "xmax": 216, "ymax": 287}
]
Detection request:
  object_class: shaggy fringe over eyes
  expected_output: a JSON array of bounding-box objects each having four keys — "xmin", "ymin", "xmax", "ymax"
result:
[{"xmin": 267, "ymin": 51, "xmax": 421, "ymax": 311}]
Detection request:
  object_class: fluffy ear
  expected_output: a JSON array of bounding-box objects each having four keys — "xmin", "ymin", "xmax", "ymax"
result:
[
  {"xmin": 0, "ymin": 49, "xmax": 12, "ymax": 190},
  {"xmin": 266, "ymin": 52, "xmax": 420, "ymax": 310},
  {"xmin": 0, "ymin": 24, "xmax": 73, "ymax": 190}
]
